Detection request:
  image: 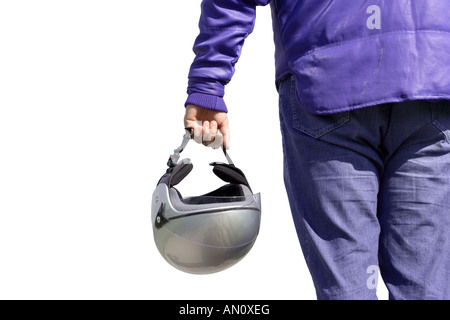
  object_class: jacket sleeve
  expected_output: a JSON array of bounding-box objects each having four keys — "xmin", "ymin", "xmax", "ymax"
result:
[{"xmin": 185, "ymin": 0, "xmax": 271, "ymax": 112}]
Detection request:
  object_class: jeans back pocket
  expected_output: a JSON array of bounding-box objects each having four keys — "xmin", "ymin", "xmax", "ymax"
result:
[
  {"xmin": 293, "ymin": 109, "xmax": 350, "ymax": 139},
  {"xmin": 288, "ymin": 76, "xmax": 350, "ymax": 139}
]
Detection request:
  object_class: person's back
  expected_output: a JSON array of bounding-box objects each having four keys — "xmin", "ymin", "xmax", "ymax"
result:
[
  {"xmin": 186, "ymin": 0, "xmax": 450, "ymax": 115},
  {"xmin": 183, "ymin": 1, "xmax": 450, "ymax": 300}
]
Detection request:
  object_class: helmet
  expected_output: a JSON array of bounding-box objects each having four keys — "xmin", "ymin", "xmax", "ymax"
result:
[{"xmin": 151, "ymin": 129, "xmax": 261, "ymax": 274}]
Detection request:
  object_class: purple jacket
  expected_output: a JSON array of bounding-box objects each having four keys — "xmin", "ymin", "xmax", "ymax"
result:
[{"xmin": 185, "ymin": 0, "xmax": 450, "ymax": 114}]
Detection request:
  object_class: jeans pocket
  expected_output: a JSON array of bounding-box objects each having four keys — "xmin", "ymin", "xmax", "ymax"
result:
[
  {"xmin": 431, "ymin": 100, "xmax": 450, "ymax": 143},
  {"xmin": 280, "ymin": 75, "xmax": 351, "ymax": 139},
  {"xmin": 293, "ymin": 109, "xmax": 350, "ymax": 139},
  {"xmin": 290, "ymin": 89, "xmax": 350, "ymax": 138}
]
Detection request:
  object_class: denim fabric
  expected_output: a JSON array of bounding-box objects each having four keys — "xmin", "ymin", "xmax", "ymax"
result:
[{"xmin": 279, "ymin": 76, "xmax": 450, "ymax": 300}]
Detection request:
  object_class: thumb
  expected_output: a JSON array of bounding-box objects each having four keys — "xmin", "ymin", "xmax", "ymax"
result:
[{"xmin": 219, "ymin": 122, "xmax": 230, "ymax": 150}]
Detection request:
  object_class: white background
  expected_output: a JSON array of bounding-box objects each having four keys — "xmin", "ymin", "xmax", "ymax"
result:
[{"xmin": 0, "ymin": 1, "xmax": 387, "ymax": 300}]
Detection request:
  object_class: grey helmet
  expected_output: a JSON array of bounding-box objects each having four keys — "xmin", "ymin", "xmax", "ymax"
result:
[{"xmin": 151, "ymin": 129, "xmax": 261, "ymax": 274}]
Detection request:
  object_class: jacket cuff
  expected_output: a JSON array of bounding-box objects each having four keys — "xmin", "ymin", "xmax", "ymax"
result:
[{"xmin": 184, "ymin": 92, "xmax": 228, "ymax": 113}]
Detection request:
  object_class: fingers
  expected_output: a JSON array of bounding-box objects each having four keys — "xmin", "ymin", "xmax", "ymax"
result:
[
  {"xmin": 183, "ymin": 104, "xmax": 230, "ymax": 149},
  {"xmin": 202, "ymin": 120, "xmax": 213, "ymax": 143},
  {"xmin": 187, "ymin": 120, "xmax": 226, "ymax": 149},
  {"xmin": 192, "ymin": 121, "xmax": 203, "ymax": 144},
  {"xmin": 219, "ymin": 122, "xmax": 230, "ymax": 150},
  {"xmin": 209, "ymin": 130, "xmax": 223, "ymax": 149},
  {"xmin": 201, "ymin": 120, "xmax": 220, "ymax": 148}
]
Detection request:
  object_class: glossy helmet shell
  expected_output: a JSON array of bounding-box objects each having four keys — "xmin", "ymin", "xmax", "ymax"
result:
[{"xmin": 152, "ymin": 159, "xmax": 261, "ymax": 274}]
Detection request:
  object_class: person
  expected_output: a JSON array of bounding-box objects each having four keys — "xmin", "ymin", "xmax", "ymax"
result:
[{"xmin": 182, "ymin": 0, "xmax": 450, "ymax": 300}]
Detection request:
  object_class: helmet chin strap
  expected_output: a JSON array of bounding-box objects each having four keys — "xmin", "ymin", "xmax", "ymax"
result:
[
  {"xmin": 223, "ymin": 148, "xmax": 234, "ymax": 166},
  {"xmin": 167, "ymin": 128, "xmax": 233, "ymax": 167},
  {"xmin": 167, "ymin": 129, "xmax": 192, "ymax": 167}
]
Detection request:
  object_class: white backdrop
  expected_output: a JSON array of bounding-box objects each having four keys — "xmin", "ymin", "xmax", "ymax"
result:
[{"xmin": 0, "ymin": 1, "xmax": 387, "ymax": 300}]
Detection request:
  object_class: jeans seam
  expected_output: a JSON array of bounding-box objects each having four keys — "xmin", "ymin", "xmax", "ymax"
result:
[
  {"xmin": 289, "ymin": 75, "xmax": 298, "ymax": 122},
  {"xmin": 380, "ymin": 104, "xmax": 392, "ymax": 147}
]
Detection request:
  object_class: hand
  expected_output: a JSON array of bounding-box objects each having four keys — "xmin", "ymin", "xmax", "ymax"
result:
[{"xmin": 184, "ymin": 104, "xmax": 230, "ymax": 149}]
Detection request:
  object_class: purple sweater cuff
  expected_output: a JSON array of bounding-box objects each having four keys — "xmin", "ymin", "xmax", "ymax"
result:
[{"xmin": 185, "ymin": 92, "xmax": 228, "ymax": 113}]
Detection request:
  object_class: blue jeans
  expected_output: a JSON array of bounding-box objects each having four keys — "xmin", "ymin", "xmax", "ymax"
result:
[{"xmin": 279, "ymin": 76, "xmax": 450, "ymax": 300}]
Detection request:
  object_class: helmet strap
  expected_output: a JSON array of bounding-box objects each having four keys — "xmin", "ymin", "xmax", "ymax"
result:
[
  {"xmin": 167, "ymin": 129, "xmax": 192, "ymax": 168},
  {"xmin": 168, "ymin": 128, "xmax": 234, "ymax": 167}
]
